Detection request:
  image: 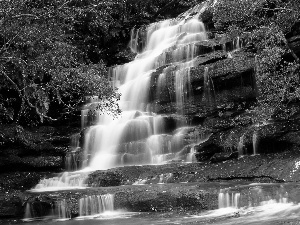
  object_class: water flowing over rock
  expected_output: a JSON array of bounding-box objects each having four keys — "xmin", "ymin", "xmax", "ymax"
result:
[
  {"xmin": 25, "ymin": 1, "xmax": 300, "ymax": 215},
  {"xmin": 23, "ymin": 199, "xmax": 70, "ymax": 221},
  {"xmin": 82, "ymin": 2, "xmax": 214, "ymax": 170},
  {"xmin": 79, "ymin": 194, "xmax": 114, "ymax": 217}
]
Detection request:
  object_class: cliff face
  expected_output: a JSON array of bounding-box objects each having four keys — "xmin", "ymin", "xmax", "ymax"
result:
[
  {"xmin": 1, "ymin": 0, "xmax": 300, "ymax": 221},
  {"xmin": 103, "ymin": 0, "xmax": 300, "ymax": 165}
]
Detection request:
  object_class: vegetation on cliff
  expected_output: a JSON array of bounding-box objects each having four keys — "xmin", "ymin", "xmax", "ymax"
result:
[
  {"xmin": 0, "ymin": 0, "xmax": 198, "ymax": 126},
  {"xmin": 213, "ymin": 0, "xmax": 300, "ymax": 121}
]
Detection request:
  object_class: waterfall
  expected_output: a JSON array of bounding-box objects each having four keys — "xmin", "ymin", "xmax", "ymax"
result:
[
  {"xmin": 203, "ymin": 67, "xmax": 216, "ymax": 107},
  {"xmin": 218, "ymin": 184, "xmax": 291, "ymax": 211},
  {"xmin": 53, "ymin": 199, "xmax": 71, "ymax": 220},
  {"xmin": 23, "ymin": 203, "xmax": 33, "ymax": 221},
  {"xmin": 174, "ymin": 67, "xmax": 193, "ymax": 114},
  {"xmin": 33, "ymin": 171, "xmax": 87, "ymax": 191},
  {"xmin": 218, "ymin": 192, "xmax": 240, "ymax": 208},
  {"xmin": 65, "ymin": 133, "xmax": 81, "ymax": 171},
  {"xmin": 79, "ymin": 194, "xmax": 114, "ymax": 217},
  {"xmin": 81, "ymin": 5, "xmax": 208, "ymax": 170},
  {"xmin": 23, "ymin": 200, "xmax": 70, "ymax": 221},
  {"xmin": 33, "ymin": 1, "xmax": 214, "ymax": 190},
  {"xmin": 253, "ymin": 131, "xmax": 258, "ymax": 155},
  {"xmin": 237, "ymin": 135, "xmax": 245, "ymax": 157}
]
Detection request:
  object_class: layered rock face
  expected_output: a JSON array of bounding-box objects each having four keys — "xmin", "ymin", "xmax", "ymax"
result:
[
  {"xmin": 0, "ymin": 125, "xmax": 80, "ymax": 218},
  {"xmin": 2, "ymin": 0, "xmax": 300, "ymax": 221},
  {"xmin": 75, "ymin": 2, "xmax": 256, "ymax": 171},
  {"xmin": 78, "ymin": 0, "xmax": 300, "ymax": 168}
]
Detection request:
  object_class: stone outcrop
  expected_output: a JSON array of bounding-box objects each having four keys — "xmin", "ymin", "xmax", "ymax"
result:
[
  {"xmin": 6, "ymin": 151, "xmax": 300, "ymax": 220},
  {"xmin": 1, "ymin": 0, "xmax": 300, "ymax": 223},
  {"xmin": 0, "ymin": 125, "xmax": 80, "ymax": 172}
]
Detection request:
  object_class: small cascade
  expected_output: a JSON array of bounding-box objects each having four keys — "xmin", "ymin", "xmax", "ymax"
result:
[
  {"xmin": 172, "ymin": 43, "xmax": 197, "ymax": 62},
  {"xmin": 174, "ymin": 67, "xmax": 193, "ymax": 114},
  {"xmin": 65, "ymin": 151, "xmax": 81, "ymax": 171},
  {"xmin": 79, "ymin": 194, "xmax": 114, "ymax": 217},
  {"xmin": 129, "ymin": 27, "xmax": 147, "ymax": 53},
  {"xmin": 219, "ymin": 183, "xmax": 292, "ymax": 211},
  {"xmin": 52, "ymin": 199, "xmax": 71, "ymax": 220},
  {"xmin": 237, "ymin": 135, "xmax": 245, "ymax": 157},
  {"xmin": 132, "ymin": 179, "xmax": 148, "ymax": 185},
  {"xmin": 186, "ymin": 145, "xmax": 196, "ymax": 162},
  {"xmin": 218, "ymin": 191, "xmax": 240, "ymax": 208},
  {"xmin": 233, "ymin": 36, "xmax": 241, "ymax": 50},
  {"xmin": 23, "ymin": 199, "xmax": 70, "ymax": 221},
  {"xmin": 203, "ymin": 67, "xmax": 216, "ymax": 107},
  {"xmin": 23, "ymin": 203, "xmax": 33, "ymax": 221},
  {"xmin": 65, "ymin": 133, "xmax": 81, "ymax": 171},
  {"xmin": 32, "ymin": 171, "xmax": 87, "ymax": 191},
  {"xmin": 156, "ymin": 72, "xmax": 167, "ymax": 101},
  {"xmin": 81, "ymin": 96, "xmax": 100, "ymax": 128},
  {"xmin": 157, "ymin": 173, "xmax": 173, "ymax": 184},
  {"xmin": 253, "ymin": 131, "xmax": 258, "ymax": 155}
]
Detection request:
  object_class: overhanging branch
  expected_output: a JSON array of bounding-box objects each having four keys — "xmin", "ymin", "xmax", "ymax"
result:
[{"xmin": 0, "ymin": 71, "xmax": 58, "ymax": 121}]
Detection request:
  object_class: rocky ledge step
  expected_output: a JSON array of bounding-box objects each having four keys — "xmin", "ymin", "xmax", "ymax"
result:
[
  {"xmin": 152, "ymin": 50, "xmax": 255, "ymax": 115},
  {"xmin": 22, "ymin": 183, "xmax": 220, "ymax": 218},
  {"xmin": 87, "ymin": 150, "xmax": 300, "ymax": 188}
]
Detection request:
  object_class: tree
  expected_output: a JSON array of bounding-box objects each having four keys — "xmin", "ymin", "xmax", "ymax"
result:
[
  {"xmin": 0, "ymin": 0, "xmax": 119, "ymax": 125},
  {"xmin": 0, "ymin": 0, "xmax": 200, "ymax": 125},
  {"xmin": 213, "ymin": 0, "xmax": 300, "ymax": 121}
]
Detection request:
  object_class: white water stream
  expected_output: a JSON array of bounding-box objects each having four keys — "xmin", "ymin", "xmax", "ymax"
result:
[
  {"xmin": 84, "ymin": 8, "xmax": 208, "ymax": 170},
  {"xmin": 22, "ymin": 1, "xmax": 300, "ymax": 224},
  {"xmin": 32, "ymin": 2, "xmax": 213, "ymax": 191}
]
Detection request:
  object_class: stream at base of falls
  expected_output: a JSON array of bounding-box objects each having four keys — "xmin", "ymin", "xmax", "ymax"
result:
[
  {"xmin": 16, "ymin": 206, "xmax": 300, "ymax": 225},
  {"xmin": 14, "ymin": 181, "xmax": 300, "ymax": 225}
]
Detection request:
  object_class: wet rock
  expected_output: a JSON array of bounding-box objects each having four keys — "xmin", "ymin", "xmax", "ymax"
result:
[
  {"xmin": 0, "ymin": 156, "xmax": 63, "ymax": 173},
  {"xmin": 0, "ymin": 191, "xmax": 23, "ymax": 218},
  {"xmin": 288, "ymin": 35, "xmax": 300, "ymax": 57},
  {"xmin": 210, "ymin": 151, "xmax": 239, "ymax": 163},
  {"xmin": 195, "ymin": 139, "xmax": 222, "ymax": 162},
  {"xmin": 0, "ymin": 172, "xmax": 51, "ymax": 192},
  {"xmin": 88, "ymin": 171, "xmax": 127, "ymax": 187},
  {"xmin": 287, "ymin": 21, "xmax": 300, "ymax": 58},
  {"xmin": 0, "ymin": 124, "xmax": 79, "ymax": 173}
]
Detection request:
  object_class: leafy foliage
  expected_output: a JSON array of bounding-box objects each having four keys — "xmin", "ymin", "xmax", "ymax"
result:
[
  {"xmin": 0, "ymin": 0, "xmax": 119, "ymax": 125},
  {"xmin": 213, "ymin": 0, "xmax": 300, "ymax": 121},
  {"xmin": 0, "ymin": 0, "xmax": 199, "ymax": 125}
]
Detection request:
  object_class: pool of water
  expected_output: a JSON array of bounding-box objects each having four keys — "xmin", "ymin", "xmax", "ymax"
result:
[
  {"xmin": 18, "ymin": 182, "xmax": 300, "ymax": 225},
  {"xmin": 19, "ymin": 201, "xmax": 300, "ymax": 225}
]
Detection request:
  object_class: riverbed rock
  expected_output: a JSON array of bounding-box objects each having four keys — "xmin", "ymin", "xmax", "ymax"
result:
[{"xmin": 0, "ymin": 125, "xmax": 80, "ymax": 172}]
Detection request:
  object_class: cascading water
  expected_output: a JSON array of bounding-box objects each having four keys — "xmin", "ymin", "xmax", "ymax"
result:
[
  {"xmin": 78, "ymin": 194, "xmax": 114, "ymax": 217},
  {"xmin": 65, "ymin": 133, "xmax": 81, "ymax": 171},
  {"xmin": 202, "ymin": 67, "xmax": 216, "ymax": 107},
  {"xmin": 32, "ymin": 0, "xmax": 249, "ymax": 192},
  {"xmin": 82, "ymin": 4, "xmax": 208, "ymax": 171},
  {"xmin": 23, "ymin": 199, "xmax": 70, "ymax": 221},
  {"xmin": 32, "ymin": 2, "xmax": 211, "ymax": 191},
  {"xmin": 24, "ymin": 203, "xmax": 33, "ymax": 221},
  {"xmin": 237, "ymin": 135, "xmax": 245, "ymax": 157},
  {"xmin": 218, "ymin": 192, "xmax": 240, "ymax": 208},
  {"xmin": 218, "ymin": 184, "xmax": 291, "ymax": 210},
  {"xmin": 252, "ymin": 131, "xmax": 258, "ymax": 155}
]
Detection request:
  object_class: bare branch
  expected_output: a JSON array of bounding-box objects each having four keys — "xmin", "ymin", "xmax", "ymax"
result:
[
  {"xmin": 0, "ymin": 71, "xmax": 58, "ymax": 121},
  {"xmin": 11, "ymin": 14, "xmax": 39, "ymax": 19},
  {"xmin": 0, "ymin": 30, "xmax": 22, "ymax": 56}
]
